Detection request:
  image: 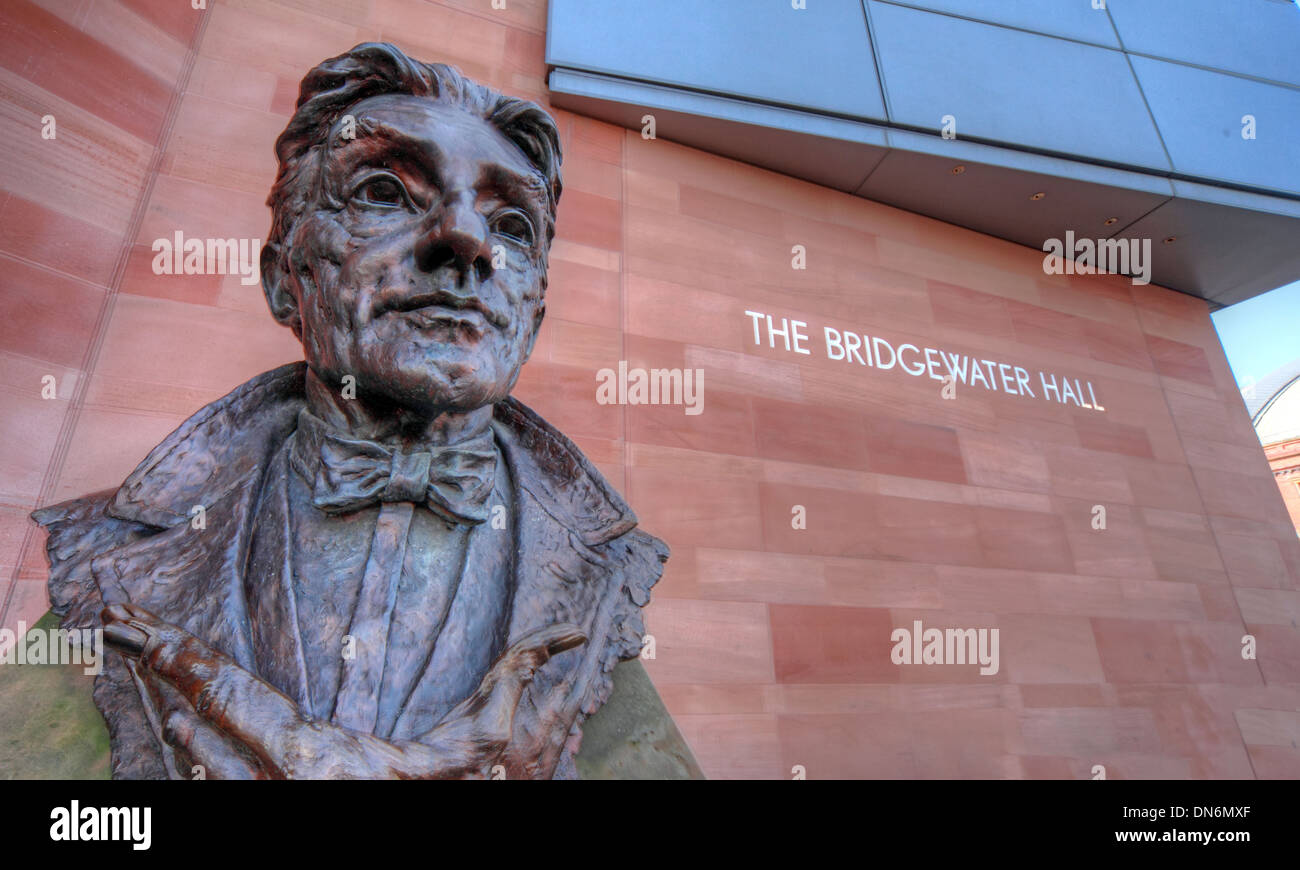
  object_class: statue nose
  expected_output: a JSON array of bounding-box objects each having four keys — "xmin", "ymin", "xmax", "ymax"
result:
[{"xmin": 414, "ymin": 195, "xmax": 492, "ymax": 281}]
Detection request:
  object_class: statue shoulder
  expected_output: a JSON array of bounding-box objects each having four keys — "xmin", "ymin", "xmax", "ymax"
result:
[
  {"xmin": 595, "ymin": 526, "xmax": 670, "ymax": 667},
  {"xmin": 30, "ymin": 492, "xmax": 153, "ymax": 629},
  {"xmin": 24, "ymin": 495, "xmax": 177, "ymax": 779}
]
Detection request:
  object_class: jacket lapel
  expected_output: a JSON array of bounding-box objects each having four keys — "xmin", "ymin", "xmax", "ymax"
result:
[
  {"xmin": 91, "ymin": 476, "xmax": 261, "ymax": 667},
  {"xmin": 499, "ymin": 490, "xmax": 628, "ymax": 778},
  {"xmin": 490, "ymin": 398, "xmax": 665, "ymax": 779},
  {"xmin": 76, "ymin": 364, "xmax": 308, "ymax": 780},
  {"xmin": 91, "ymin": 364, "xmax": 308, "ymax": 675}
]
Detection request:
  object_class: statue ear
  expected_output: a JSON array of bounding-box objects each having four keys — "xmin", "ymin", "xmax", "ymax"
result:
[{"xmin": 261, "ymin": 243, "xmax": 302, "ymax": 336}]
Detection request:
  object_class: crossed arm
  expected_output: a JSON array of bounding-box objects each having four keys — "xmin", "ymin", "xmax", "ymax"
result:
[{"xmin": 101, "ymin": 603, "xmax": 585, "ymax": 779}]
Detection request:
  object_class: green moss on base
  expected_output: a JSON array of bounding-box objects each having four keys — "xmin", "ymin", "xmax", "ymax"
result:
[{"xmin": 0, "ymin": 611, "xmax": 111, "ymax": 780}]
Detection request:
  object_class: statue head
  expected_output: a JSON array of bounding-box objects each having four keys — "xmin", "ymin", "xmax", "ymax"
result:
[{"xmin": 262, "ymin": 42, "xmax": 563, "ymax": 417}]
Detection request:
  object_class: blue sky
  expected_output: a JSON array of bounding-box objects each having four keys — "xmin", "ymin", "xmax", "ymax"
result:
[{"xmin": 1211, "ymin": 279, "xmax": 1300, "ymax": 389}]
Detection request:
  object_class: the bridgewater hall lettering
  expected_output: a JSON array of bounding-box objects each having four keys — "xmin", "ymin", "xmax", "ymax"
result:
[{"xmin": 743, "ymin": 310, "xmax": 1105, "ymax": 412}]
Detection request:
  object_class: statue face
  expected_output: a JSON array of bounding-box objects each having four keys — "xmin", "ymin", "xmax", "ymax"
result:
[{"xmin": 282, "ymin": 94, "xmax": 549, "ymax": 415}]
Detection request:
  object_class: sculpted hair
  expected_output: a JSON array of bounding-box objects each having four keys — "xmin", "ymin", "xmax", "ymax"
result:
[{"xmin": 264, "ymin": 42, "xmax": 563, "ymax": 284}]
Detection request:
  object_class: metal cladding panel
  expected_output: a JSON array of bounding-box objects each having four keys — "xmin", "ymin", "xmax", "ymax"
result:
[
  {"xmin": 1122, "ymin": 189, "xmax": 1300, "ymax": 307},
  {"xmin": 546, "ymin": 0, "xmax": 1300, "ymax": 302},
  {"xmin": 866, "ymin": 1, "xmax": 1171, "ymax": 171},
  {"xmin": 858, "ymin": 130, "xmax": 1173, "ymax": 255},
  {"xmin": 548, "ymin": 70, "xmax": 889, "ymax": 193},
  {"xmin": 1131, "ymin": 55, "xmax": 1300, "ymax": 196},
  {"xmin": 546, "ymin": 0, "xmax": 886, "ymax": 121},
  {"xmin": 873, "ymin": 0, "xmax": 1122, "ymax": 47},
  {"xmin": 1108, "ymin": 0, "xmax": 1300, "ymax": 87}
]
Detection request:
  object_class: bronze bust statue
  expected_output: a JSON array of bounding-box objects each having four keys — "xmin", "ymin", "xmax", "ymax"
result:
[{"xmin": 31, "ymin": 43, "xmax": 667, "ymax": 780}]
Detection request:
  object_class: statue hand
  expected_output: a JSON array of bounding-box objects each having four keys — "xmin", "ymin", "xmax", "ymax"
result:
[{"xmin": 101, "ymin": 603, "xmax": 585, "ymax": 779}]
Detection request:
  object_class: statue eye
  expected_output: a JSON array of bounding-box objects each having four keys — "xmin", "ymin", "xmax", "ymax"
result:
[
  {"xmin": 492, "ymin": 210, "xmax": 535, "ymax": 246},
  {"xmin": 354, "ymin": 175, "xmax": 408, "ymax": 208}
]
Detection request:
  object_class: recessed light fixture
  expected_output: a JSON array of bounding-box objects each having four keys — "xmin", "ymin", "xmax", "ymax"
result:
[
  {"xmin": 1163, "ymin": 236, "xmax": 1177, "ymax": 244},
  {"xmin": 1030, "ymin": 192, "xmax": 1046, "ymax": 201},
  {"xmin": 951, "ymin": 165, "xmax": 966, "ymax": 175},
  {"xmin": 1104, "ymin": 217, "xmax": 1118, "ymax": 226}
]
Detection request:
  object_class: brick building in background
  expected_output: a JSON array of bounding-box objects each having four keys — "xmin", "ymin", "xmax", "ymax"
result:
[
  {"xmin": 1249, "ymin": 360, "xmax": 1300, "ymax": 535},
  {"xmin": 1, "ymin": 0, "xmax": 1298, "ymax": 778}
]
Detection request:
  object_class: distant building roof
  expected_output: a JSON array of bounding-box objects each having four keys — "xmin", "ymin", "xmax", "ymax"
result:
[{"xmin": 1249, "ymin": 357, "xmax": 1300, "ymax": 444}]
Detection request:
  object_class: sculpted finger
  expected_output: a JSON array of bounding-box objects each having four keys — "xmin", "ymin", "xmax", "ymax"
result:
[
  {"xmin": 101, "ymin": 602, "xmax": 156, "ymax": 656},
  {"xmin": 423, "ymin": 623, "xmax": 585, "ymax": 766},
  {"xmin": 480, "ymin": 623, "xmax": 585, "ymax": 739},
  {"xmin": 465, "ymin": 623, "xmax": 585, "ymax": 715},
  {"xmin": 102, "ymin": 604, "xmax": 305, "ymax": 771},
  {"xmin": 162, "ymin": 708, "xmax": 264, "ymax": 780},
  {"xmin": 496, "ymin": 623, "xmax": 586, "ymax": 678}
]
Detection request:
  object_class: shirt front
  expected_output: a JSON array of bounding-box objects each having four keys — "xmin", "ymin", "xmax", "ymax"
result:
[{"xmin": 243, "ymin": 411, "xmax": 516, "ymax": 740}]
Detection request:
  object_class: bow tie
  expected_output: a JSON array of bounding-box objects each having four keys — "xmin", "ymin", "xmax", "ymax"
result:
[{"xmin": 289, "ymin": 410, "xmax": 497, "ymax": 524}]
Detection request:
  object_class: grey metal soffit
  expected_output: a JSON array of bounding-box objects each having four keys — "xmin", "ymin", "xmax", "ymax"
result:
[{"xmin": 545, "ymin": 0, "xmax": 1300, "ymax": 308}]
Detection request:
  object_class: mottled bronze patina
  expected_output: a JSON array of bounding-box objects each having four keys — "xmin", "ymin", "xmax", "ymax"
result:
[{"xmin": 32, "ymin": 43, "xmax": 667, "ymax": 780}]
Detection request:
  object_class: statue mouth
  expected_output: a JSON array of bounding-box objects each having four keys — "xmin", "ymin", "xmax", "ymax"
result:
[
  {"xmin": 376, "ymin": 288, "xmax": 509, "ymax": 332},
  {"xmin": 395, "ymin": 305, "xmax": 488, "ymax": 339}
]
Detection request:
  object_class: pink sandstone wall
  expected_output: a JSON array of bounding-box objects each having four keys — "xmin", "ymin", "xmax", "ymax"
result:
[
  {"xmin": 1264, "ymin": 438, "xmax": 1300, "ymax": 534},
  {"xmin": 2, "ymin": 0, "xmax": 1298, "ymax": 778}
]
